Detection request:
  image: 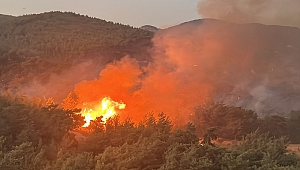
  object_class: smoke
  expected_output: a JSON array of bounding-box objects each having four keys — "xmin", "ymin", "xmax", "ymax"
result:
[
  {"xmin": 66, "ymin": 56, "xmax": 212, "ymax": 125},
  {"xmin": 198, "ymin": 0, "xmax": 300, "ymax": 28},
  {"xmin": 65, "ymin": 19, "xmax": 300, "ymax": 125},
  {"xmin": 12, "ymin": 17, "xmax": 298, "ymax": 127},
  {"xmin": 17, "ymin": 60, "xmax": 106, "ymax": 102},
  {"xmin": 159, "ymin": 19, "xmax": 300, "ymax": 116}
]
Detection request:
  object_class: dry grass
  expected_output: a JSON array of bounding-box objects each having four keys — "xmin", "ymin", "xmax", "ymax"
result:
[
  {"xmin": 287, "ymin": 144, "xmax": 300, "ymax": 157},
  {"xmin": 214, "ymin": 138, "xmax": 233, "ymax": 147},
  {"xmin": 215, "ymin": 139, "xmax": 300, "ymax": 157}
]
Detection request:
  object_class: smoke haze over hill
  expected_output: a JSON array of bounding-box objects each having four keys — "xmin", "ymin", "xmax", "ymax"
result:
[
  {"xmin": 65, "ymin": 19, "xmax": 300, "ymax": 125},
  {"xmin": 1, "ymin": 12, "xmax": 300, "ymax": 125},
  {"xmin": 153, "ymin": 19, "xmax": 300, "ymax": 116},
  {"xmin": 198, "ymin": 0, "xmax": 300, "ymax": 28}
]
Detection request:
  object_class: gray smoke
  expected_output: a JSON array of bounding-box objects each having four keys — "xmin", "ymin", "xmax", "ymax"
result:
[
  {"xmin": 17, "ymin": 60, "xmax": 106, "ymax": 102},
  {"xmin": 198, "ymin": 0, "xmax": 300, "ymax": 28},
  {"xmin": 151, "ymin": 19, "xmax": 300, "ymax": 116}
]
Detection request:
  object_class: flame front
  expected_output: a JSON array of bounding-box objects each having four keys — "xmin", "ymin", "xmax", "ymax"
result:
[{"xmin": 79, "ymin": 97, "xmax": 126, "ymax": 127}]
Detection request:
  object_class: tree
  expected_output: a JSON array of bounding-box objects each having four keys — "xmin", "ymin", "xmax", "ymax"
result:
[
  {"xmin": 227, "ymin": 130, "xmax": 299, "ymax": 169},
  {"xmin": 259, "ymin": 115, "xmax": 289, "ymax": 138},
  {"xmin": 288, "ymin": 111, "xmax": 300, "ymax": 143},
  {"xmin": 0, "ymin": 142, "xmax": 36, "ymax": 169},
  {"xmin": 201, "ymin": 127, "xmax": 218, "ymax": 146},
  {"xmin": 160, "ymin": 143, "xmax": 228, "ymax": 170},
  {"xmin": 194, "ymin": 103, "xmax": 258, "ymax": 140},
  {"xmin": 168, "ymin": 122, "xmax": 199, "ymax": 145}
]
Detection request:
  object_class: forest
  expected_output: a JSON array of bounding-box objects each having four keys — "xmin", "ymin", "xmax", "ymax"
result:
[
  {"xmin": 1, "ymin": 11, "xmax": 300, "ymax": 169},
  {"xmin": 0, "ymin": 94, "xmax": 299, "ymax": 169}
]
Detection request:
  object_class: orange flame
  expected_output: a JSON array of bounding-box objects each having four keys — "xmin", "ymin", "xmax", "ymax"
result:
[{"xmin": 79, "ymin": 97, "xmax": 126, "ymax": 127}]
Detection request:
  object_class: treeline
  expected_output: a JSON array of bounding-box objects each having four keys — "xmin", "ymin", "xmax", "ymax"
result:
[
  {"xmin": 193, "ymin": 103, "xmax": 300, "ymax": 144},
  {"xmin": 0, "ymin": 11, "xmax": 153, "ymax": 92},
  {"xmin": 0, "ymin": 94, "xmax": 299, "ymax": 169}
]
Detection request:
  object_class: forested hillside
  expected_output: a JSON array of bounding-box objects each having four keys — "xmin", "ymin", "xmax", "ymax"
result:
[
  {"xmin": 0, "ymin": 11, "xmax": 153, "ymax": 57},
  {"xmin": 0, "ymin": 11, "xmax": 153, "ymax": 94}
]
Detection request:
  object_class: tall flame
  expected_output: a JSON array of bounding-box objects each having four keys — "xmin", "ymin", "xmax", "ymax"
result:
[{"xmin": 79, "ymin": 97, "xmax": 126, "ymax": 127}]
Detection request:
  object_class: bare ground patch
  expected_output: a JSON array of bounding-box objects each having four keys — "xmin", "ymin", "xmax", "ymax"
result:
[{"xmin": 287, "ymin": 144, "xmax": 300, "ymax": 157}]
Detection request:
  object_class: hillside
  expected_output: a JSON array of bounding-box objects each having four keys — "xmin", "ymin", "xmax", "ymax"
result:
[
  {"xmin": 0, "ymin": 14, "xmax": 14, "ymax": 21},
  {"xmin": 0, "ymin": 11, "xmax": 153, "ymax": 58},
  {"xmin": 0, "ymin": 11, "xmax": 153, "ymax": 96},
  {"xmin": 140, "ymin": 25, "xmax": 159, "ymax": 32},
  {"xmin": 153, "ymin": 19, "xmax": 300, "ymax": 115},
  {"xmin": 1, "ymin": 14, "xmax": 300, "ymax": 115}
]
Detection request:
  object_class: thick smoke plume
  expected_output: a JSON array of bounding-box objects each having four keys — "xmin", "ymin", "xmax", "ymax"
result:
[
  {"xmin": 153, "ymin": 20, "xmax": 300, "ymax": 116},
  {"xmin": 198, "ymin": 0, "xmax": 300, "ymax": 28},
  {"xmin": 64, "ymin": 19, "xmax": 300, "ymax": 125},
  {"xmin": 65, "ymin": 56, "xmax": 212, "ymax": 125}
]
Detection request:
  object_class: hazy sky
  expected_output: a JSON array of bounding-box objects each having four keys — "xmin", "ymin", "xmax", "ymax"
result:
[{"xmin": 0, "ymin": 0, "xmax": 201, "ymax": 28}]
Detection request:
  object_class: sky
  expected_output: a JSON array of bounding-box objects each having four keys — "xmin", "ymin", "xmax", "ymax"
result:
[{"xmin": 0, "ymin": 0, "xmax": 201, "ymax": 28}]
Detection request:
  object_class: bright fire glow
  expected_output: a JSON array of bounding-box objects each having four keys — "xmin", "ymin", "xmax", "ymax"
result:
[{"xmin": 79, "ymin": 97, "xmax": 126, "ymax": 127}]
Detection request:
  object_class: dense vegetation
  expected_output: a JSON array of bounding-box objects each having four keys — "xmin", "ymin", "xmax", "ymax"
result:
[
  {"xmin": 0, "ymin": 94, "xmax": 299, "ymax": 169},
  {"xmin": 193, "ymin": 103, "xmax": 300, "ymax": 143},
  {"xmin": 0, "ymin": 11, "xmax": 153, "ymax": 92}
]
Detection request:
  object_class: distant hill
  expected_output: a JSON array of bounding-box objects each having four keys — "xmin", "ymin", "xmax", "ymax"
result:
[
  {"xmin": 140, "ymin": 25, "xmax": 159, "ymax": 32},
  {"xmin": 0, "ymin": 11, "xmax": 154, "ymax": 94},
  {"xmin": 0, "ymin": 11, "xmax": 153, "ymax": 58},
  {"xmin": 0, "ymin": 14, "xmax": 14, "ymax": 21}
]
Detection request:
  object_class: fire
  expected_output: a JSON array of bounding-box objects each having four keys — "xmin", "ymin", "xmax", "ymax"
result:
[{"xmin": 79, "ymin": 97, "xmax": 126, "ymax": 127}]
